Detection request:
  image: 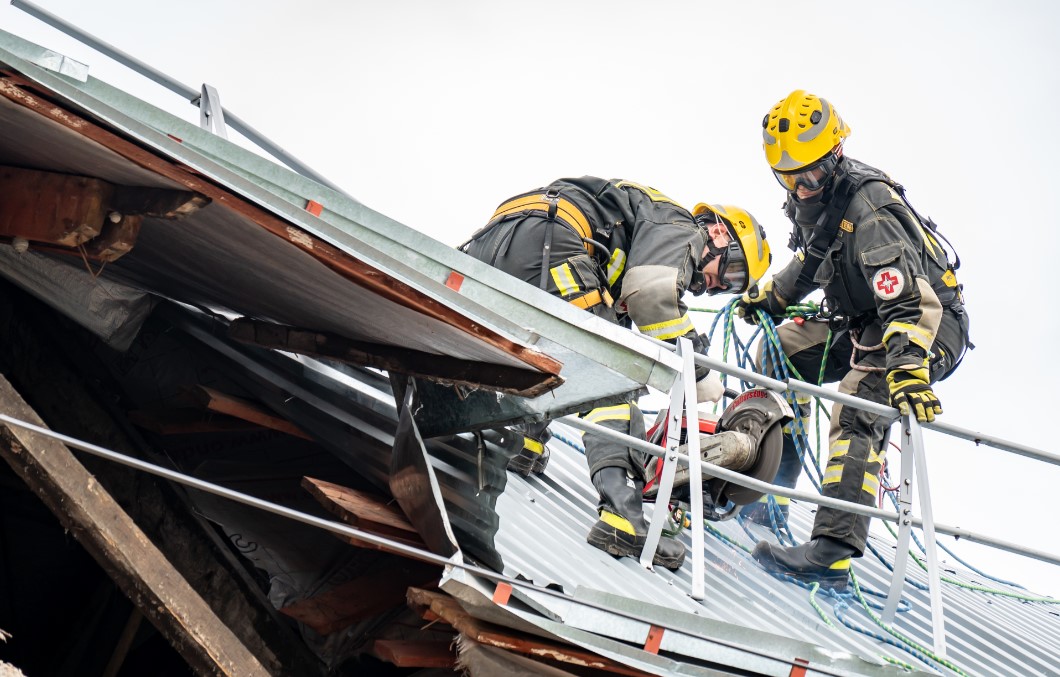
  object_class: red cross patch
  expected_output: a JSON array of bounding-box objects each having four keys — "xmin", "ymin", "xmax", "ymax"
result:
[{"xmin": 872, "ymin": 267, "xmax": 905, "ymax": 300}]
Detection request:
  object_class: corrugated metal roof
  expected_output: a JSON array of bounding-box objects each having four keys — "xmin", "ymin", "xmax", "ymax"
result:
[
  {"xmin": 171, "ymin": 322, "xmax": 1060, "ymax": 676},
  {"xmin": 0, "ymin": 27, "xmax": 682, "ymax": 436},
  {"xmin": 438, "ymin": 423, "xmax": 1060, "ymax": 676}
]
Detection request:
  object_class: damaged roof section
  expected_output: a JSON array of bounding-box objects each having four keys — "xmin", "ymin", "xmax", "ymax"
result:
[{"xmin": 0, "ymin": 27, "xmax": 681, "ymax": 436}]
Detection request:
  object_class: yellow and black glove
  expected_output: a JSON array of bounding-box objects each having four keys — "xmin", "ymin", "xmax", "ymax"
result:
[
  {"xmin": 886, "ymin": 362, "xmax": 942, "ymax": 422},
  {"xmin": 735, "ymin": 280, "xmax": 787, "ymax": 326}
]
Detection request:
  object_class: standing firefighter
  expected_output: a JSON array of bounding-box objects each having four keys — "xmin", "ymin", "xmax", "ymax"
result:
[
  {"xmin": 462, "ymin": 176, "xmax": 770, "ymax": 569},
  {"xmin": 738, "ymin": 90, "xmax": 972, "ymax": 590}
]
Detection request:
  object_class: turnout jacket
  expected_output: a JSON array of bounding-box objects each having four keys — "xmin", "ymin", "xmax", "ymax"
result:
[
  {"xmin": 464, "ymin": 176, "xmax": 711, "ymax": 373},
  {"xmin": 771, "ymin": 158, "xmax": 966, "ymax": 369}
]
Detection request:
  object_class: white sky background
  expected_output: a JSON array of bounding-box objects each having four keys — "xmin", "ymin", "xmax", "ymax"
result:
[{"xmin": 3, "ymin": 0, "xmax": 1060, "ymax": 599}]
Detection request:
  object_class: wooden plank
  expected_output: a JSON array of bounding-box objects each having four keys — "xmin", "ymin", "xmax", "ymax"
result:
[
  {"xmin": 186, "ymin": 385, "xmax": 313, "ymax": 440},
  {"xmin": 406, "ymin": 588, "xmax": 653, "ymax": 677},
  {"xmin": 0, "ymin": 375, "xmax": 270, "ymax": 677},
  {"xmin": 279, "ymin": 559, "xmax": 440, "ymax": 636},
  {"xmin": 370, "ymin": 640, "xmax": 455, "ymax": 668},
  {"xmin": 127, "ymin": 408, "xmax": 263, "ymax": 436},
  {"xmin": 302, "ymin": 477, "xmax": 427, "ymax": 553}
]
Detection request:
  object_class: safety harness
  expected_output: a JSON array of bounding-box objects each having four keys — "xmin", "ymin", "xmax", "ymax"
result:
[
  {"xmin": 784, "ymin": 163, "xmax": 973, "ymax": 369},
  {"xmin": 462, "ymin": 188, "xmax": 615, "ymax": 311}
]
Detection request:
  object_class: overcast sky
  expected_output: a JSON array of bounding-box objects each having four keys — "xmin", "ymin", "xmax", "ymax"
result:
[{"xmin": 4, "ymin": 1, "xmax": 1059, "ymax": 599}]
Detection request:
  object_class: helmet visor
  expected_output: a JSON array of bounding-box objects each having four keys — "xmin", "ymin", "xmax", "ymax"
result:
[
  {"xmin": 705, "ymin": 239, "xmax": 749, "ymax": 296},
  {"xmin": 773, "ymin": 152, "xmax": 839, "ymax": 192}
]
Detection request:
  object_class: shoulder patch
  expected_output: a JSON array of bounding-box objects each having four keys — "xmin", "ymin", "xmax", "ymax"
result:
[
  {"xmin": 872, "ymin": 267, "xmax": 905, "ymax": 300},
  {"xmin": 840, "ymin": 219, "xmax": 854, "ymax": 233}
]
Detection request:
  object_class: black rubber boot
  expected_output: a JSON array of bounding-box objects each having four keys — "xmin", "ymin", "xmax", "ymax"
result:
[
  {"xmin": 586, "ymin": 467, "xmax": 686, "ymax": 570},
  {"xmin": 752, "ymin": 536, "xmax": 857, "ymax": 591},
  {"xmin": 506, "ymin": 434, "xmax": 549, "ymax": 477}
]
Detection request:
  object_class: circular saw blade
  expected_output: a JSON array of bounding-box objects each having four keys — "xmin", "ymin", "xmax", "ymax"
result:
[{"xmin": 715, "ymin": 405, "xmax": 784, "ymax": 506}]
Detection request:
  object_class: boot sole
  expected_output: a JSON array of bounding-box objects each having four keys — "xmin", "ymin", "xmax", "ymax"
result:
[{"xmin": 587, "ymin": 525, "xmax": 685, "ymax": 570}]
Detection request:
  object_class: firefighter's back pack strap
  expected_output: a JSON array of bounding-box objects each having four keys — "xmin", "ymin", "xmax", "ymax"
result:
[
  {"xmin": 488, "ymin": 191, "xmax": 596, "ymax": 257},
  {"xmin": 790, "ymin": 173, "xmax": 863, "ymax": 291}
]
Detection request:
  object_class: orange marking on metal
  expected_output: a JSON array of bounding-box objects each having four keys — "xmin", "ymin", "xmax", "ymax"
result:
[
  {"xmin": 789, "ymin": 657, "xmax": 810, "ymax": 676},
  {"xmin": 305, "ymin": 199, "xmax": 323, "ymax": 216},
  {"xmin": 166, "ymin": 133, "xmax": 183, "ymax": 143},
  {"xmin": 643, "ymin": 625, "xmax": 664, "ymax": 654},
  {"xmin": 445, "ymin": 271, "xmax": 464, "ymax": 292},
  {"xmin": 492, "ymin": 581, "xmax": 512, "ymax": 605}
]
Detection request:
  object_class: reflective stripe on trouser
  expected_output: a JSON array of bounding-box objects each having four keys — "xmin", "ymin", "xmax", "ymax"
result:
[
  {"xmin": 812, "ymin": 347, "xmax": 889, "ymax": 553},
  {"xmin": 581, "ymin": 402, "xmax": 648, "ymax": 479},
  {"xmin": 760, "ymin": 320, "xmax": 886, "ymax": 554}
]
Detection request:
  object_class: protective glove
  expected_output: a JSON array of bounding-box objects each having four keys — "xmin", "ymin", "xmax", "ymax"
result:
[
  {"xmin": 695, "ymin": 371, "xmax": 725, "ymax": 404},
  {"xmin": 886, "ymin": 363, "xmax": 942, "ymax": 423},
  {"xmin": 735, "ymin": 279, "xmax": 787, "ymax": 326}
]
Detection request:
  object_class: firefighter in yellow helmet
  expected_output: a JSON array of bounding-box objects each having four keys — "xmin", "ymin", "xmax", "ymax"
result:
[
  {"xmin": 461, "ymin": 177, "xmax": 770, "ymax": 570},
  {"xmin": 739, "ymin": 91, "xmax": 972, "ymax": 591}
]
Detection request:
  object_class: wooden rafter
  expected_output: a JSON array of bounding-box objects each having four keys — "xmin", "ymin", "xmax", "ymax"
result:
[{"xmin": 0, "ymin": 375, "xmax": 269, "ymax": 676}]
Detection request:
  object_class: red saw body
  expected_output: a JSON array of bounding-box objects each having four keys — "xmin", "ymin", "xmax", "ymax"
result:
[{"xmin": 643, "ymin": 388, "xmax": 792, "ymax": 520}]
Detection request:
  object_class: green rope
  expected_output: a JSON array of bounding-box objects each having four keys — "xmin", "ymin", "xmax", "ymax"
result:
[
  {"xmin": 849, "ymin": 571, "xmax": 972, "ymax": 676},
  {"xmin": 703, "ymin": 520, "xmax": 752, "ymax": 554},
  {"xmin": 807, "ymin": 582, "xmax": 836, "ymax": 628},
  {"xmin": 879, "ymin": 655, "xmax": 916, "ymax": 672}
]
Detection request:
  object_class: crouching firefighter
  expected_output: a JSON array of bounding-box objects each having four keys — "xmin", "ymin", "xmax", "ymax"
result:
[
  {"xmin": 737, "ymin": 91, "xmax": 973, "ymax": 590},
  {"xmin": 460, "ymin": 176, "xmax": 771, "ymax": 569}
]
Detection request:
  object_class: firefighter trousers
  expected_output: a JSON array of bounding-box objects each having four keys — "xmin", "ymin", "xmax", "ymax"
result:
[{"xmin": 757, "ymin": 310, "xmax": 965, "ymax": 554}]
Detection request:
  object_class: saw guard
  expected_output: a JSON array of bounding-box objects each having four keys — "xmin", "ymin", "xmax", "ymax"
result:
[{"xmin": 712, "ymin": 388, "xmax": 793, "ymax": 507}]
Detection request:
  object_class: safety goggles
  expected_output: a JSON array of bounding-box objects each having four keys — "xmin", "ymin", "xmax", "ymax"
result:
[
  {"xmin": 709, "ymin": 239, "xmax": 749, "ymax": 295},
  {"xmin": 689, "ymin": 236, "xmax": 749, "ymax": 296},
  {"xmin": 772, "ymin": 152, "xmax": 839, "ymax": 192}
]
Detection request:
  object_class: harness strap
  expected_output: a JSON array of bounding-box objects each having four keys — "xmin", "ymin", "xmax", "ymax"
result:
[
  {"xmin": 791, "ymin": 172, "xmax": 863, "ymax": 292},
  {"xmin": 489, "ymin": 192, "xmax": 596, "ymax": 256},
  {"xmin": 568, "ymin": 288, "xmax": 613, "ymax": 310}
]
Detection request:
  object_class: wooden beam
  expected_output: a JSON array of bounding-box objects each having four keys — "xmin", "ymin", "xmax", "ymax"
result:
[
  {"xmin": 0, "ymin": 375, "xmax": 270, "ymax": 677},
  {"xmin": 81, "ymin": 213, "xmax": 142, "ymax": 263},
  {"xmin": 407, "ymin": 588, "xmax": 653, "ymax": 677},
  {"xmin": 228, "ymin": 318, "xmax": 563, "ymax": 397},
  {"xmin": 278, "ymin": 558, "xmax": 440, "ymax": 636},
  {"xmin": 370, "ymin": 640, "xmax": 455, "ymax": 669},
  {"xmin": 302, "ymin": 476, "xmax": 424, "ymax": 550},
  {"xmin": 0, "ymin": 165, "xmax": 109, "ymax": 246}
]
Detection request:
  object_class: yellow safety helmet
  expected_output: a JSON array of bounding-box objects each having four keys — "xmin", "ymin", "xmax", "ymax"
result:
[
  {"xmin": 763, "ymin": 89, "xmax": 851, "ymax": 171},
  {"xmin": 692, "ymin": 203, "xmax": 771, "ymax": 295}
]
